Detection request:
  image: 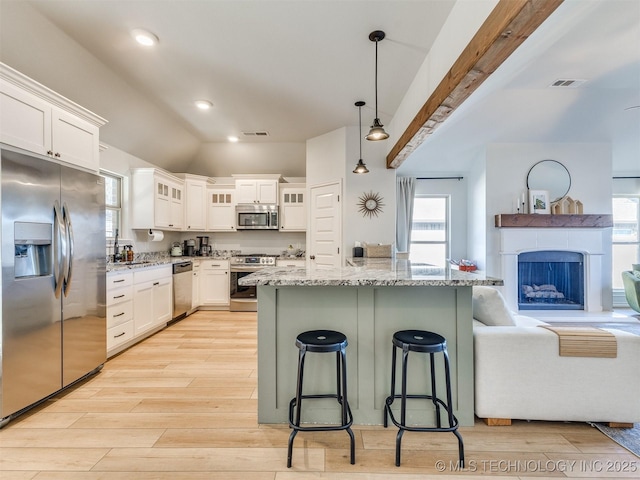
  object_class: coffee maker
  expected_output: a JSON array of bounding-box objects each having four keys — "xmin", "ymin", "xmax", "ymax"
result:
[
  {"xmin": 183, "ymin": 238, "xmax": 196, "ymax": 256},
  {"xmin": 197, "ymin": 236, "xmax": 210, "ymax": 256}
]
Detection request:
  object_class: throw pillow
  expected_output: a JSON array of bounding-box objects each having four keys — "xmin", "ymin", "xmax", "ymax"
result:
[{"xmin": 472, "ymin": 286, "xmax": 516, "ymax": 326}]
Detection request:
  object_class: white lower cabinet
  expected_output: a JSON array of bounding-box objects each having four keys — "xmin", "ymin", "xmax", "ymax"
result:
[
  {"xmin": 106, "ymin": 271, "xmax": 134, "ymax": 353},
  {"xmin": 200, "ymin": 260, "xmax": 229, "ymax": 306},
  {"xmin": 133, "ymin": 265, "xmax": 172, "ymax": 335},
  {"xmin": 192, "ymin": 260, "xmax": 201, "ymax": 309},
  {"xmin": 107, "ymin": 265, "xmax": 172, "ymax": 357}
]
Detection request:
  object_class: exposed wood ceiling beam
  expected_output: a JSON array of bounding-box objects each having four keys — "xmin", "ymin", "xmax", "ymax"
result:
[{"xmin": 386, "ymin": 0, "xmax": 565, "ymax": 169}]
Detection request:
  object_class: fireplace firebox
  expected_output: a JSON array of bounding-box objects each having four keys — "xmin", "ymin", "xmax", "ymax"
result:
[{"xmin": 518, "ymin": 250, "xmax": 584, "ymax": 310}]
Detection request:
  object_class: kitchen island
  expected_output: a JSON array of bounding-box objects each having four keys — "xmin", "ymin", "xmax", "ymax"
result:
[{"xmin": 240, "ymin": 259, "xmax": 502, "ymax": 427}]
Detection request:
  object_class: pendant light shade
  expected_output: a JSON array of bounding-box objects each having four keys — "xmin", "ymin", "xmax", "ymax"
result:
[
  {"xmin": 366, "ymin": 30, "xmax": 389, "ymax": 141},
  {"xmin": 353, "ymin": 101, "xmax": 369, "ymax": 174}
]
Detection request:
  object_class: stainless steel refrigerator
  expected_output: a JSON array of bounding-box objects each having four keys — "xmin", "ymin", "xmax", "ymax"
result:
[{"xmin": 1, "ymin": 146, "xmax": 106, "ymax": 425}]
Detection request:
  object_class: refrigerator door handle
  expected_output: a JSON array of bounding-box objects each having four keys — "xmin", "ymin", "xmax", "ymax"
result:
[
  {"xmin": 62, "ymin": 203, "xmax": 74, "ymax": 297},
  {"xmin": 53, "ymin": 201, "xmax": 67, "ymax": 299}
]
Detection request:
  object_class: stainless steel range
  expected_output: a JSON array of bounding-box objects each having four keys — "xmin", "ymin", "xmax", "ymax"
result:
[{"xmin": 229, "ymin": 254, "xmax": 277, "ymax": 312}]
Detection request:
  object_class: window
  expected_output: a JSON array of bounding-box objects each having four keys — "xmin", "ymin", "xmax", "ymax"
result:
[
  {"xmin": 613, "ymin": 196, "xmax": 640, "ymax": 290},
  {"xmin": 409, "ymin": 195, "xmax": 449, "ymax": 267},
  {"xmin": 101, "ymin": 171, "xmax": 122, "ymax": 238}
]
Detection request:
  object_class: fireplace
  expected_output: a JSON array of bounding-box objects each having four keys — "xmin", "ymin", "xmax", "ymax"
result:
[
  {"xmin": 518, "ymin": 250, "xmax": 584, "ymax": 310},
  {"xmin": 499, "ymin": 228, "xmax": 608, "ymax": 312}
]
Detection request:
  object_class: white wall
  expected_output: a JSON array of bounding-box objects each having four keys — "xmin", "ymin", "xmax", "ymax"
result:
[
  {"xmin": 306, "ymin": 127, "xmax": 396, "ymax": 259},
  {"xmin": 306, "ymin": 128, "xmax": 347, "ymax": 186},
  {"xmin": 0, "ymin": 1, "xmax": 200, "ymax": 172},
  {"xmin": 188, "ymin": 142, "xmax": 306, "ymax": 177},
  {"xmin": 343, "ymin": 127, "xmax": 396, "ymax": 255},
  {"xmin": 484, "ymin": 142, "xmax": 613, "ymax": 308},
  {"xmin": 414, "ymin": 178, "xmax": 468, "ymax": 263},
  {"xmin": 387, "ymin": 0, "xmax": 499, "ymax": 149},
  {"xmin": 466, "ymin": 151, "xmax": 487, "ymax": 270}
]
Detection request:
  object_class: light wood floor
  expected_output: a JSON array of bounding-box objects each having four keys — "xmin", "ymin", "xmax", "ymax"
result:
[{"xmin": 1, "ymin": 311, "xmax": 638, "ymax": 479}]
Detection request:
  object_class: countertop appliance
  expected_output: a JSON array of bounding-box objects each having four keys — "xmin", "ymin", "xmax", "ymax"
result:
[
  {"xmin": 1, "ymin": 147, "xmax": 106, "ymax": 426},
  {"xmin": 184, "ymin": 239, "xmax": 196, "ymax": 257},
  {"xmin": 230, "ymin": 254, "xmax": 277, "ymax": 311},
  {"xmin": 236, "ymin": 204, "xmax": 278, "ymax": 230},
  {"xmin": 172, "ymin": 261, "xmax": 193, "ymax": 319},
  {"xmin": 170, "ymin": 242, "xmax": 183, "ymax": 257},
  {"xmin": 197, "ymin": 236, "xmax": 211, "ymax": 256}
]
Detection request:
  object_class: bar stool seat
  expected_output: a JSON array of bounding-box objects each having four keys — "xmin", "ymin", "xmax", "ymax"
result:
[
  {"xmin": 287, "ymin": 329, "xmax": 355, "ymax": 468},
  {"xmin": 384, "ymin": 329, "xmax": 464, "ymax": 467}
]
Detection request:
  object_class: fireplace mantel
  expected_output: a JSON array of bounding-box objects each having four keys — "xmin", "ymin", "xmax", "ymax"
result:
[{"xmin": 495, "ymin": 214, "xmax": 612, "ymax": 228}]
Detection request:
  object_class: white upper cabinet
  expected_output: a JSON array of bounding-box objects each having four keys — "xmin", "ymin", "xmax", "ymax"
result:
[
  {"xmin": 0, "ymin": 63, "xmax": 106, "ymax": 173},
  {"xmin": 131, "ymin": 168, "xmax": 185, "ymax": 231},
  {"xmin": 178, "ymin": 174, "xmax": 209, "ymax": 231},
  {"xmin": 279, "ymin": 184, "xmax": 306, "ymax": 232},
  {"xmin": 207, "ymin": 185, "xmax": 236, "ymax": 232},
  {"xmin": 233, "ymin": 174, "xmax": 280, "ymax": 204}
]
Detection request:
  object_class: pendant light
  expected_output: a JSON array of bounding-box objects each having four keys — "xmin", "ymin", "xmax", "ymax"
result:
[
  {"xmin": 366, "ymin": 30, "xmax": 389, "ymax": 141},
  {"xmin": 353, "ymin": 101, "xmax": 369, "ymax": 174}
]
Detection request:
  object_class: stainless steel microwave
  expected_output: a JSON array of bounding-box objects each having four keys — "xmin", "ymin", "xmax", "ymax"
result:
[{"xmin": 236, "ymin": 204, "xmax": 279, "ymax": 230}]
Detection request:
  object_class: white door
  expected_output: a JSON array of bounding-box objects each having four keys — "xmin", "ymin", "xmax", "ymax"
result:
[{"xmin": 309, "ymin": 181, "xmax": 342, "ymax": 269}]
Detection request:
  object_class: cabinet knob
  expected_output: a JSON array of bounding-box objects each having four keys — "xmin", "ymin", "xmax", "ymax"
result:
[
  {"xmin": 54, "ymin": 152, "xmax": 61, "ymax": 158},
  {"xmin": 47, "ymin": 150, "xmax": 53, "ymax": 155},
  {"xmin": 310, "ymin": 255, "xmax": 316, "ymax": 260}
]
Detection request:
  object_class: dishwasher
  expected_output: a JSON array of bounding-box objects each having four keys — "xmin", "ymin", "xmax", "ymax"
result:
[{"xmin": 172, "ymin": 261, "xmax": 193, "ymax": 320}]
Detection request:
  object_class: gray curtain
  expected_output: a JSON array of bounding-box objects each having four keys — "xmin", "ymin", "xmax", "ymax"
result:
[{"xmin": 396, "ymin": 177, "xmax": 415, "ymax": 253}]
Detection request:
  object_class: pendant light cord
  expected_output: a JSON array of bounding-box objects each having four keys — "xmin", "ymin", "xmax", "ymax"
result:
[
  {"xmin": 358, "ymin": 105, "xmax": 362, "ymax": 158},
  {"xmin": 374, "ymin": 39, "xmax": 379, "ymax": 119}
]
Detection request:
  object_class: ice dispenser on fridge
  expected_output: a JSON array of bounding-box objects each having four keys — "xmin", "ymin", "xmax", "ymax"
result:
[{"xmin": 14, "ymin": 222, "xmax": 52, "ymax": 278}]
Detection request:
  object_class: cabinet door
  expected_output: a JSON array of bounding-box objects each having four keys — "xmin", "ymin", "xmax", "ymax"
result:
[
  {"xmin": 170, "ymin": 183, "xmax": 184, "ymax": 229},
  {"xmin": 185, "ymin": 180, "xmax": 206, "ymax": 230},
  {"xmin": 51, "ymin": 108, "xmax": 99, "ymax": 172},
  {"xmin": 154, "ymin": 180, "xmax": 171, "ymax": 228},
  {"xmin": 192, "ymin": 269, "xmax": 200, "ymax": 308},
  {"xmin": 207, "ymin": 190, "xmax": 236, "ymax": 231},
  {"xmin": 133, "ymin": 281, "xmax": 155, "ymax": 335},
  {"xmin": 200, "ymin": 264, "xmax": 229, "ymax": 305},
  {"xmin": 235, "ymin": 180, "xmax": 257, "ymax": 204},
  {"xmin": 256, "ymin": 180, "xmax": 278, "ymax": 204},
  {"xmin": 153, "ymin": 276, "xmax": 173, "ymax": 325},
  {"xmin": 0, "ymin": 80, "xmax": 51, "ymax": 156},
  {"xmin": 280, "ymin": 189, "xmax": 306, "ymax": 231}
]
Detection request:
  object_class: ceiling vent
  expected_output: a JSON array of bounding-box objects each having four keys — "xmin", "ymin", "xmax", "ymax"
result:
[
  {"xmin": 242, "ymin": 131, "xmax": 270, "ymax": 136},
  {"xmin": 549, "ymin": 78, "xmax": 587, "ymax": 88}
]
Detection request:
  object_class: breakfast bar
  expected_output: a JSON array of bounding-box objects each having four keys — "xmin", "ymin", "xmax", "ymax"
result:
[{"xmin": 240, "ymin": 259, "xmax": 502, "ymax": 427}]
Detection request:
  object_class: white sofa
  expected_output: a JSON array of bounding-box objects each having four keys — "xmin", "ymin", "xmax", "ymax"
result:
[{"xmin": 472, "ymin": 286, "xmax": 640, "ymax": 425}]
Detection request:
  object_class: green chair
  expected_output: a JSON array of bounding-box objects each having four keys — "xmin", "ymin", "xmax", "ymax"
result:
[{"xmin": 622, "ymin": 270, "xmax": 640, "ymax": 313}]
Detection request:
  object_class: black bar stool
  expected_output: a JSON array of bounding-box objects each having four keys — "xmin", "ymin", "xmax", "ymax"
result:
[
  {"xmin": 384, "ymin": 329, "xmax": 464, "ymax": 467},
  {"xmin": 287, "ymin": 329, "xmax": 355, "ymax": 468}
]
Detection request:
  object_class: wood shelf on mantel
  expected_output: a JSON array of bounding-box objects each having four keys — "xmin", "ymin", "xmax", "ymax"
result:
[{"xmin": 495, "ymin": 214, "xmax": 613, "ymax": 228}]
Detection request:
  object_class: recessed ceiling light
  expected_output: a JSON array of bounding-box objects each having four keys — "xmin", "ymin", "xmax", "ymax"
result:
[
  {"xmin": 227, "ymin": 136, "xmax": 239, "ymax": 143},
  {"xmin": 131, "ymin": 28, "xmax": 159, "ymax": 47},
  {"xmin": 194, "ymin": 100, "xmax": 213, "ymax": 110}
]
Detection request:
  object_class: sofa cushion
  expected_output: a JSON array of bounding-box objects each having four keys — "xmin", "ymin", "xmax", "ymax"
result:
[{"xmin": 472, "ymin": 286, "xmax": 516, "ymax": 326}]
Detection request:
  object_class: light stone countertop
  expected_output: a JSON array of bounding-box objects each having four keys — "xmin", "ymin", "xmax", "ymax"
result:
[
  {"xmin": 239, "ymin": 258, "xmax": 503, "ymax": 287},
  {"xmin": 106, "ymin": 255, "xmax": 231, "ymax": 273}
]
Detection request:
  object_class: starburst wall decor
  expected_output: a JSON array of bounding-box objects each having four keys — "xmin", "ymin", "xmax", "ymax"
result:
[{"xmin": 357, "ymin": 191, "xmax": 384, "ymax": 218}]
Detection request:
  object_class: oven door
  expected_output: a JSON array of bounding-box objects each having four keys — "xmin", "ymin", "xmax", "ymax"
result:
[{"xmin": 229, "ymin": 267, "xmax": 261, "ymax": 311}]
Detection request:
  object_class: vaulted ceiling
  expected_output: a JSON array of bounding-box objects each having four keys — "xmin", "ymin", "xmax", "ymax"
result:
[{"xmin": 0, "ymin": 0, "xmax": 638, "ymax": 175}]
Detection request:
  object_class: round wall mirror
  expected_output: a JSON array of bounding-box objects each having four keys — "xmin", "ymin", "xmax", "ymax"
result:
[{"xmin": 526, "ymin": 159, "xmax": 571, "ymax": 203}]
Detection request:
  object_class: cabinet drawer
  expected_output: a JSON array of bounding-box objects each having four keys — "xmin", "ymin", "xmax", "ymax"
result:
[
  {"xmin": 107, "ymin": 300, "xmax": 133, "ymax": 328},
  {"xmin": 107, "ymin": 320, "xmax": 134, "ymax": 351},
  {"xmin": 201, "ymin": 260, "xmax": 229, "ymax": 270},
  {"xmin": 107, "ymin": 284, "xmax": 133, "ymax": 306},
  {"xmin": 277, "ymin": 259, "xmax": 306, "ymax": 268},
  {"xmin": 107, "ymin": 272, "xmax": 133, "ymax": 289},
  {"xmin": 134, "ymin": 264, "xmax": 172, "ymax": 284}
]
